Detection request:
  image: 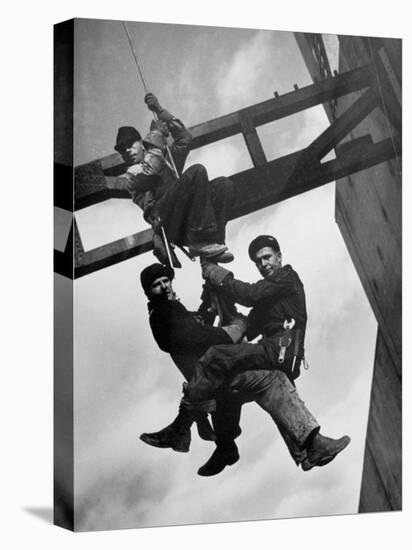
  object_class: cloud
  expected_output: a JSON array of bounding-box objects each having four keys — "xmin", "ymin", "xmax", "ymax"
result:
[
  {"xmin": 215, "ymin": 31, "xmax": 279, "ymax": 113},
  {"xmin": 72, "ymin": 24, "xmax": 375, "ymax": 531}
]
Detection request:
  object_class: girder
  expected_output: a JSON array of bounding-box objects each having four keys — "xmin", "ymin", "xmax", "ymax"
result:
[
  {"xmin": 72, "ymin": 134, "xmax": 400, "ymax": 278},
  {"xmin": 73, "ymin": 64, "xmax": 374, "ymax": 211},
  {"xmin": 55, "ymin": 60, "xmax": 400, "ymax": 279}
]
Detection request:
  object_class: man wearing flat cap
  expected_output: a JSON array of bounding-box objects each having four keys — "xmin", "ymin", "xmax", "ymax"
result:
[
  {"xmin": 163, "ymin": 235, "xmax": 351, "ymax": 473},
  {"xmin": 114, "ymin": 94, "xmax": 235, "ymax": 264}
]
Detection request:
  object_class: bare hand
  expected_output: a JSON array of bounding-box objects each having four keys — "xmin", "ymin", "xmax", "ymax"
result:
[
  {"xmin": 126, "ymin": 164, "xmax": 144, "ymax": 177},
  {"xmin": 144, "ymin": 93, "xmax": 162, "ymax": 113}
]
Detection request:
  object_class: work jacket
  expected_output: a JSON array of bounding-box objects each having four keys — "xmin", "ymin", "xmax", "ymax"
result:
[
  {"xmin": 125, "ymin": 108, "xmax": 192, "ymax": 215},
  {"xmin": 148, "ymin": 295, "xmax": 232, "ymax": 357},
  {"xmin": 209, "ymin": 264, "xmax": 307, "ymax": 376}
]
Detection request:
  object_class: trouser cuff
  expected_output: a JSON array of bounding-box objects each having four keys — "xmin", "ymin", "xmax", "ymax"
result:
[{"xmin": 181, "ymin": 398, "xmax": 216, "ymax": 413}]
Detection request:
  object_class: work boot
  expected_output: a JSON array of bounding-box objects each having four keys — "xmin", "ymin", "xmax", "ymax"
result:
[
  {"xmin": 188, "ymin": 243, "xmax": 234, "ymax": 263},
  {"xmin": 196, "ymin": 415, "xmax": 216, "ymax": 442},
  {"xmin": 140, "ymin": 425, "xmax": 191, "ymax": 453},
  {"xmin": 139, "ymin": 405, "xmax": 199, "ymax": 453},
  {"xmin": 302, "ymin": 433, "xmax": 351, "ymax": 471},
  {"xmin": 197, "ymin": 442, "xmax": 239, "ymax": 477}
]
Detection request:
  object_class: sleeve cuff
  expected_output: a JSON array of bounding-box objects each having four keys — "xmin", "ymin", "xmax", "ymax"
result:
[
  {"xmin": 157, "ymin": 108, "xmax": 174, "ymax": 123},
  {"xmin": 209, "ymin": 266, "xmax": 232, "ymax": 287}
]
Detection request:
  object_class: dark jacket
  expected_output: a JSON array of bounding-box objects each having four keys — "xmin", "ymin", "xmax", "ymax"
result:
[
  {"xmin": 209, "ymin": 264, "xmax": 307, "ymax": 376},
  {"xmin": 228, "ymin": 265, "xmax": 306, "ymax": 380},
  {"xmin": 148, "ymin": 295, "xmax": 232, "ymax": 357},
  {"xmin": 220, "ymin": 265, "xmax": 307, "ymax": 341}
]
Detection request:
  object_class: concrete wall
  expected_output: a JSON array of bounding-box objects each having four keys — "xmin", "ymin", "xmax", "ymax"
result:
[{"xmin": 335, "ymin": 35, "xmax": 401, "ymax": 512}]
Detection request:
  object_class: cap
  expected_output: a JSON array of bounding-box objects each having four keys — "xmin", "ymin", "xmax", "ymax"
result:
[
  {"xmin": 248, "ymin": 235, "xmax": 280, "ymax": 261},
  {"xmin": 114, "ymin": 126, "xmax": 141, "ymax": 153},
  {"xmin": 140, "ymin": 263, "xmax": 174, "ymax": 296}
]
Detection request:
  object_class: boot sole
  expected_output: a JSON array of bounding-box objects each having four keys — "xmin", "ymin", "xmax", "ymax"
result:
[
  {"xmin": 197, "ymin": 454, "xmax": 239, "ymax": 476},
  {"xmin": 140, "ymin": 434, "xmax": 190, "ymax": 453},
  {"xmin": 303, "ymin": 436, "xmax": 351, "ymax": 471}
]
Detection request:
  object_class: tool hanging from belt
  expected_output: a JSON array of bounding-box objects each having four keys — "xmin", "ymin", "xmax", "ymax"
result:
[
  {"xmin": 278, "ymin": 318, "xmax": 305, "ymax": 375},
  {"xmin": 278, "ymin": 318, "xmax": 295, "ymax": 364},
  {"xmin": 123, "ymin": 21, "xmax": 195, "ymax": 270}
]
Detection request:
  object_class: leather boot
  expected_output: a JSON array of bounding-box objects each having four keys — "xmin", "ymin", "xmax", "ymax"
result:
[
  {"xmin": 140, "ymin": 405, "xmax": 199, "ymax": 453},
  {"xmin": 196, "ymin": 415, "xmax": 216, "ymax": 442},
  {"xmin": 302, "ymin": 433, "xmax": 351, "ymax": 471},
  {"xmin": 197, "ymin": 441, "xmax": 239, "ymax": 476}
]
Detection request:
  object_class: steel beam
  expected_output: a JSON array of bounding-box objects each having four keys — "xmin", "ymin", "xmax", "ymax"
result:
[
  {"xmin": 188, "ymin": 65, "xmax": 372, "ymax": 150},
  {"xmin": 74, "ymin": 134, "xmax": 400, "ymax": 278},
  {"xmin": 240, "ymin": 113, "xmax": 267, "ymax": 167},
  {"xmin": 74, "ymin": 64, "xmax": 374, "ymax": 210}
]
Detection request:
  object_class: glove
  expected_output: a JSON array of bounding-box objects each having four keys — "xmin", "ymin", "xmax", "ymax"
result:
[
  {"xmin": 143, "ymin": 205, "xmax": 161, "ymax": 230},
  {"xmin": 144, "ymin": 92, "xmax": 162, "ymax": 113},
  {"xmin": 126, "ymin": 163, "xmax": 145, "ymax": 177},
  {"xmin": 201, "ymin": 261, "xmax": 232, "ymax": 287},
  {"xmin": 142, "ymin": 193, "xmax": 158, "ymax": 223}
]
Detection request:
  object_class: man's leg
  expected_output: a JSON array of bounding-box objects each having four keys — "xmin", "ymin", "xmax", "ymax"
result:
[
  {"xmin": 139, "ymin": 352, "xmax": 215, "ymax": 452},
  {"xmin": 163, "ymin": 344, "xmax": 267, "ymax": 456},
  {"xmin": 209, "ymin": 176, "xmax": 234, "ymax": 245},
  {"xmin": 198, "ymin": 392, "xmax": 244, "ymax": 476},
  {"xmin": 157, "ymin": 164, "xmax": 217, "ymax": 240},
  {"xmin": 185, "ymin": 342, "xmax": 268, "ymax": 403},
  {"xmin": 157, "ymin": 164, "xmax": 233, "ymax": 260},
  {"xmin": 230, "ymin": 370, "xmax": 350, "ymax": 470}
]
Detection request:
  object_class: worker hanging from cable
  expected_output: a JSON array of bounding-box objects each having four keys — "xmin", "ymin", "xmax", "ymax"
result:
[{"xmin": 114, "ymin": 23, "xmax": 235, "ymax": 267}]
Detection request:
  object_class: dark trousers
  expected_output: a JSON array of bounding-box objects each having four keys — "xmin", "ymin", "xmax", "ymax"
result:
[
  {"xmin": 184, "ymin": 346, "xmax": 320, "ymax": 464},
  {"xmin": 186, "ymin": 343, "xmax": 271, "ymax": 402},
  {"xmin": 157, "ymin": 164, "xmax": 234, "ymax": 246},
  {"xmin": 171, "ymin": 352, "xmax": 242, "ymax": 444}
]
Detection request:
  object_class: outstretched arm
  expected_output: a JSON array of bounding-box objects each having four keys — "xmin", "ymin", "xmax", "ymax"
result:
[{"xmin": 202, "ymin": 263, "xmax": 295, "ymax": 308}]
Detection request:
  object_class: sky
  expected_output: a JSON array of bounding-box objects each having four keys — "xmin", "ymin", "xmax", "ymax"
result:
[{"xmin": 71, "ymin": 19, "xmax": 377, "ymax": 531}]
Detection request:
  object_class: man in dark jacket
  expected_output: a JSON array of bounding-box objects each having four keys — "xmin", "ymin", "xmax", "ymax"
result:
[
  {"xmin": 139, "ymin": 263, "xmax": 247, "ymax": 475},
  {"xmin": 168, "ymin": 235, "xmax": 351, "ymax": 472},
  {"xmin": 115, "ymin": 94, "xmax": 234, "ymax": 263}
]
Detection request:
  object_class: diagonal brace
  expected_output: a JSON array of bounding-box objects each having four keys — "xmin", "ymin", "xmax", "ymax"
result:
[{"xmin": 305, "ymin": 85, "xmax": 379, "ymax": 162}]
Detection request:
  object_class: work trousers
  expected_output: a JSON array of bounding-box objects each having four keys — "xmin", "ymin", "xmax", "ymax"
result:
[
  {"xmin": 184, "ymin": 343, "xmax": 320, "ymax": 464},
  {"xmin": 171, "ymin": 352, "xmax": 242, "ymax": 445},
  {"xmin": 157, "ymin": 164, "xmax": 234, "ymax": 246}
]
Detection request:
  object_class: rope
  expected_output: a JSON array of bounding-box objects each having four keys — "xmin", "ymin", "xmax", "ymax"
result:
[
  {"xmin": 122, "ymin": 21, "xmax": 180, "ymax": 179},
  {"xmin": 123, "ymin": 22, "xmax": 149, "ymax": 94},
  {"xmin": 366, "ymin": 37, "xmax": 402, "ymax": 177},
  {"xmin": 122, "ymin": 21, "xmax": 183, "ymax": 270}
]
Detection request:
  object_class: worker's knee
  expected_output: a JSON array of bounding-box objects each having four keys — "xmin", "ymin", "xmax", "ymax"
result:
[
  {"xmin": 201, "ymin": 346, "xmax": 221, "ymax": 364},
  {"xmin": 200, "ymin": 344, "xmax": 233, "ymax": 367},
  {"xmin": 189, "ymin": 163, "xmax": 208, "ymax": 181}
]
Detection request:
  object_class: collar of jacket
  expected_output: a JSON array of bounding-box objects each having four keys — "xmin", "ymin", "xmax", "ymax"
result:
[{"xmin": 147, "ymin": 294, "xmax": 184, "ymax": 314}]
